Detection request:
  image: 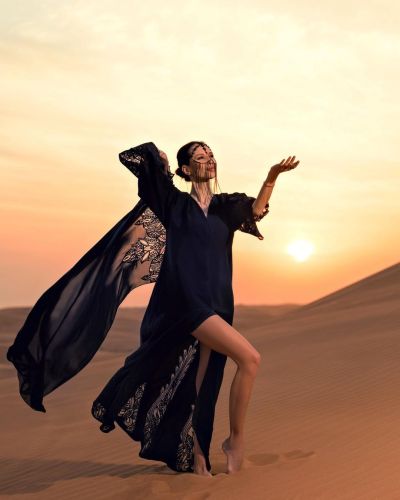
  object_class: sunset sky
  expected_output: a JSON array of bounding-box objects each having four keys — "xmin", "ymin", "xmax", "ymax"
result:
[{"xmin": 1, "ymin": 0, "xmax": 399, "ymax": 308}]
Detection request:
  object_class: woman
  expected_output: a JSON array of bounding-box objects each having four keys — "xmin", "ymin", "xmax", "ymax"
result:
[{"xmin": 7, "ymin": 140, "xmax": 299, "ymax": 476}]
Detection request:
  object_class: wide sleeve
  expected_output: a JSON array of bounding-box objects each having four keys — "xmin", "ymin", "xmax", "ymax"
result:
[
  {"xmin": 6, "ymin": 199, "xmax": 156, "ymax": 413},
  {"xmin": 119, "ymin": 141, "xmax": 179, "ymax": 228},
  {"xmin": 226, "ymin": 192, "xmax": 270, "ymax": 240}
]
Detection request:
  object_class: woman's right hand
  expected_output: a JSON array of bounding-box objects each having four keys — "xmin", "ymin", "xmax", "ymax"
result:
[{"xmin": 158, "ymin": 149, "xmax": 170, "ymax": 174}]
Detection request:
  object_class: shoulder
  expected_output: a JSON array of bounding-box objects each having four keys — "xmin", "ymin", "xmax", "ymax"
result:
[
  {"xmin": 215, "ymin": 192, "xmax": 249, "ymax": 206},
  {"xmin": 215, "ymin": 191, "xmax": 247, "ymax": 199},
  {"xmin": 212, "ymin": 192, "xmax": 251, "ymax": 220}
]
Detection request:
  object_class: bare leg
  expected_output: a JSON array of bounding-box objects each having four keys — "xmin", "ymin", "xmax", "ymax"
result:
[
  {"xmin": 191, "ymin": 314, "xmax": 261, "ymax": 474},
  {"xmin": 192, "ymin": 341, "xmax": 212, "ymax": 476}
]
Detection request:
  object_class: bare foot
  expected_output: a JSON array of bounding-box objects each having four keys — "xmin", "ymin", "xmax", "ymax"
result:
[
  {"xmin": 221, "ymin": 436, "xmax": 244, "ymax": 474},
  {"xmin": 193, "ymin": 432, "xmax": 212, "ymax": 476}
]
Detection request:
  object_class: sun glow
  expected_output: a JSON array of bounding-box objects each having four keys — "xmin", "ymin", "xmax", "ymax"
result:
[{"xmin": 286, "ymin": 239, "xmax": 315, "ymax": 262}]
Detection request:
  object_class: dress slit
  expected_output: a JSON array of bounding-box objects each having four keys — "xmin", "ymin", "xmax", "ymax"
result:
[{"xmin": 91, "ymin": 309, "xmax": 224, "ymax": 473}]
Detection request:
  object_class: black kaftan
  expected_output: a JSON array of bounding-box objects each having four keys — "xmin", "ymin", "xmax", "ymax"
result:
[{"xmin": 6, "ymin": 141, "xmax": 269, "ymax": 473}]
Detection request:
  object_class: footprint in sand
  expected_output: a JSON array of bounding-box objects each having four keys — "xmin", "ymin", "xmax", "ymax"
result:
[
  {"xmin": 246, "ymin": 452, "xmax": 281, "ymax": 466},
  {"xmin": 247, "ymin": 449, "xmax": 315, "ymax": 467},
  {"xmin": 283, "ymin": 449, "xmax": 315, "ymax": 461}
]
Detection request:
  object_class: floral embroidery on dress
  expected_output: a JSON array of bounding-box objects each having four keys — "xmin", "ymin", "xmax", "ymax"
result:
[
  {"xmin": 92, "ymin": 400, "xmax": 106, "ymax": 420},
  {"xmin": 227, "ymin": 192, "xmax": 270, "ymax": 240},
  {"xmin": 176, "ymin": 403, "xmax": 196, "ymax": 472},
  {"xmin": 238, "ymin": 202, "xmax": 269, "ymax": 239},
  {"xmin": 122, "ymin": 207, "xmax": 167, "ymax": 283},
  {"xmin": 117, "ymin": 382, "xmax": 147, "ymax": 432},
  {"xmin": 142, "ymin": 339, "xmax": 199, "ymax": 452},
  {"xmin": 91, "ymin": 400, "xmax": 115, "ymax": 432}
]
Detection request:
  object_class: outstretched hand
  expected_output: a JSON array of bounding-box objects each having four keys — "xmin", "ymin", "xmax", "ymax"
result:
[{"xmin": 270, "ymin": 156, "xmax": 300, "ymax": 179}]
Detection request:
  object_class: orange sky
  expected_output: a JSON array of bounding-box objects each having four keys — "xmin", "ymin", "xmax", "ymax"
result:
[{"xmin": 1, "ymin": 1, "xmax": 399, "ymax": 308}]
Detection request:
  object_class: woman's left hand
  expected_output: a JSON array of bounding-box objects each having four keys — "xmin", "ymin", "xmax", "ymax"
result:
[{"xmin": 270, "ymin": 156, "xmax": 300, "ymax": 179}]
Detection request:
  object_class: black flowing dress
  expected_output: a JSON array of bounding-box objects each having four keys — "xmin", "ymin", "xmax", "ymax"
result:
[{"xmin": 7, "ymin": 141, "xmax": 269, "ymax": 473}]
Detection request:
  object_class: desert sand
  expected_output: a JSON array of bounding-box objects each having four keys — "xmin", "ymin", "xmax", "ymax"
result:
[{"xmin": 1, "ymin": 262, "xmax": 399, "ymax": 499}]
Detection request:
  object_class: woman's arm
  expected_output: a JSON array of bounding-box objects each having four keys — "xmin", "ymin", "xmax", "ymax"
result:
[
  {"xmin": 252, "ymin": 155, "xmax": 300, "ymax": 218},
  {"xmin": 119, "ymin": 142, "xmax": 179, "ymax": 228}
]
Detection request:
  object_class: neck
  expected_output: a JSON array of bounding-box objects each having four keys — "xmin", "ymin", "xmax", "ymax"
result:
[{"xmin": 190, "ymin": 182, "xmax": 213, "ymax": 202}]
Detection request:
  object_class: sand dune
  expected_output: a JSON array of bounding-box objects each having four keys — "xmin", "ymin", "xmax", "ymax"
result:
[{"xmin": 1, "ymin": 262, "xmax": 399, "ymax": 499}]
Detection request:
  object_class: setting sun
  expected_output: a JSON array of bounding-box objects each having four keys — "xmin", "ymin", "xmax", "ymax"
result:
[{"xmin": 286, "ymin": 239, "xmax": 315, "ymax": 262}]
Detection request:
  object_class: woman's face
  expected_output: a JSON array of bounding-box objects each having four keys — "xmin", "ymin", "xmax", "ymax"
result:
[{"xmin": 185, "ymin": 143, "xmax": 216, "ymax": 181}]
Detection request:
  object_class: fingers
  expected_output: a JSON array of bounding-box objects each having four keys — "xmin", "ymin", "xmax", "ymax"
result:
[{"xmin": 279, "ymin": 155, "xmax": 299, "ymax": 170}]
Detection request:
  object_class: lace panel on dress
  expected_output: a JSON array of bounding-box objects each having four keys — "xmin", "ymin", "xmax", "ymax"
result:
[
  {"xmin": 119, "ymin": 144, "xmax": 175, "ymax": 181},
  {"xmin": 238, "ymin": 201, "xmax": 269, "ymax": 239},
  {"xmin": 142, "ymin": 339, "xmax": 199, "ymax": 453},
  {"xmin": 117, "ymin": 382, "xmax": 147, "ymax": 433},
  {"xmin": 121, "ymin": 207, "xmax": 167, "ymax": 284},
  {"xmin": 176, "ymin": 403, "xmax": 196, "ymax": 472}
]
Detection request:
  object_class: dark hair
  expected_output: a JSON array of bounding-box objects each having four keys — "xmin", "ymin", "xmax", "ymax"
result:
[{"xmin": 175, "ymin": 141, "xmax": 209, "ymax": 182}]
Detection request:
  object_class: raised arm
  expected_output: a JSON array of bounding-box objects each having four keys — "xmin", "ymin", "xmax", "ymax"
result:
[
  {"xmin": 227, "ymin": 155, "xmax": 300, "ymax": 239},
  {"xmin": 119, "ymin": 141, "xmax": 180, "ymax": 228},
  {"xmin": 251, "ymin": 155, "xmax": 300, "ymax": 218}
]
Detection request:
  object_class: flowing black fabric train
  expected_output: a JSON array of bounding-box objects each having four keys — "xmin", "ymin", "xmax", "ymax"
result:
[{"xmin": 7, "ymin": 141, "xmax": 269, "ymax": 473}]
